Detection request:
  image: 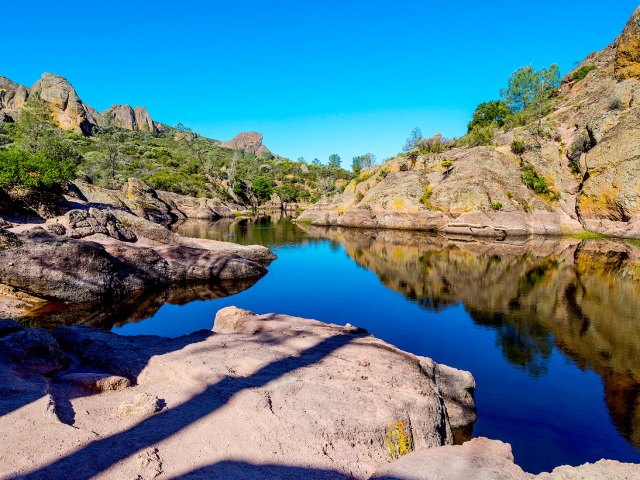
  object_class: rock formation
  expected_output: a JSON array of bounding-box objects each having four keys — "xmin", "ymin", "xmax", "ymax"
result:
[
  {"xmin": 221, "ymin": 131, "xmax": 271, "ymax": 155},
  {"xmin": 30, "ymin": 73, "xmax": 97, "ymax": 135},
  {"xmin": 101, "ymin": 104, "xmax": 158, "ymax": 132},
  {"xmin": 298, "ymin": 7, "xmax": 640, "ymax": 238},
  {"xmin": 371, "ymin": 437, "xmax": 640, "ymax": 479},
  {"xmin": 615, "ymin": 6, "xmax": 640, "ymax": 80},
  {"xmin": 0, "ymin": 306, "xmax": 476, "ymax": 479}
]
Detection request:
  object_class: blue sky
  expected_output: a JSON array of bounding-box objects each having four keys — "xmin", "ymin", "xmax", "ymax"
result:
[{"xmin": 4, "ymin": 1, "xmax": 638, "ymax": 164}]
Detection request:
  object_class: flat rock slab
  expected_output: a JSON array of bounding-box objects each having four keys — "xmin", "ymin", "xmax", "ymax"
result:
[{"xmin": 0, "ymin": 307, "xmax": 476, "ymax": 479}]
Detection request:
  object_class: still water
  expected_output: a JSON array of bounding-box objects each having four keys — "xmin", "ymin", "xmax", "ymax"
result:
[{"xmin": 33, "ymin": 215, "xmax": 640, "ymax": 473}]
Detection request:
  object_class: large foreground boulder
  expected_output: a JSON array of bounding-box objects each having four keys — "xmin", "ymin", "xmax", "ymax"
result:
[{"xmin": 0, "ymin": 307, "xmax": 476, "ymax": 479}]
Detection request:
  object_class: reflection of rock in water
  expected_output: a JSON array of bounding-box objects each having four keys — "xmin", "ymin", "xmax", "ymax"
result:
[
  {"xmin": 173, "ymin": 215, "xmax": 309, "ymax": 247},
  {"xmin": 23, "ymin": 278, "xmax": 262, "ymax": 330},
  {"xmin": 299, "ymin": 224, "xmax": 640, "ymax": 449}
]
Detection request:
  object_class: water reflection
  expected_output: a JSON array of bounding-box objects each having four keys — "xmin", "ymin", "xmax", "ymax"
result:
[
  {"xmin": 24, "ymin": 278, "xmax": 262, "ymax": 330},
  {"xmin": 298, "ymin": 225, "xmax": 640, "ymax": 449}
]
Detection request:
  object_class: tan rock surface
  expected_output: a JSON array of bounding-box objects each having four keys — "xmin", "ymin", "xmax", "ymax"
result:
[{"xmin": 0, "ymin": 307, "xmax": 476, "ymax": 479}]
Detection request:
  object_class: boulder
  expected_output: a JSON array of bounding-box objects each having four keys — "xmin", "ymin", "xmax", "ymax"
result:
[
  {"xmin": 0, "ymin": 319, "xmax": 23, "ymax": 338},
  {"xmin": 121, "ymin": 178, "xmax": 175, "ymax": 225},
  {"xmin": 371, "ymin": 437, "xmax": 640, "ymax": 480},
  {"xmin": 221, "ymin": 131, "xmax": 271, "ymax": 155},
  {"xmin": 0, "ymin": 328, "xmax": 66, "ymax": 375}
]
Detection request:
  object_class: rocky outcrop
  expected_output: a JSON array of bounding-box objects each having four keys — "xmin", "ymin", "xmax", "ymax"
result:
[
  {"xmin": 299, "ymin": 8, "xmax": 640, "ymax": 238},
  {"xmin": 101, "ymin": 104, "xmax": 158, "ymax": 132},
  {"xmin": 221, "ymin": 131, "xmax": 271, "ymax": 155},
  {"xmin": 615, "ymin": 6, "xmax": 640, "ymax": 80},
  {"xmin": 0, "ymin": 76, "xmax": 28, "ymax": 122},
  {"xmin": 371, "ymin": 437, "xmax": 640, "ymax": 479},
  {"xmin": 0, "ymin": 306, "xmax": 476, "ymax": 479},
  {"xmin": 31, "ymin": 73, "xmax": 97, "ymax": 135},
  {"xmin": 0, "ymin": 72, "xmax": 159, "ymax": 135},
  {"xmin": 0, "ymin": 228, "xmax": 267, "ymax": 304}
]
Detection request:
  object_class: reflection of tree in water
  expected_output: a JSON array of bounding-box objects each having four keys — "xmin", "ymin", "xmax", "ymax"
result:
[
  {"xmin": 298, "ymin": 225, "xmax": 640, "ymax": 449},
  {"xmin": 471, "ymin": 311, "xmax": 553, "ymax": 377}
]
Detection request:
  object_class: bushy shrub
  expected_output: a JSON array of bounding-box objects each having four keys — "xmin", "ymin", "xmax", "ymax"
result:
[
  {"xmin": 464, "ymin": 125, "xmax": 495, "ymax": 147},
  {"xmin": 570, "ymin": 65, "xmax": 597, "ymax": 82},
  {"xmin": 467, "ymin": 100, "xmax": 513, "ymax": 132},
  {"xmin": 490, "ymin": 201, "xmax": 503, "ymax": 210},
  {"xmin": 251, "ymin": 176, "xmax": 275, "ymax": 200},
  {"xmin": 0, "ymin": 148, "xmax": 76, "ymax": 189},
  {"xmin": 521, "ymin": 164, "xmax": 549, "ymax": 194},
  {"xmin": 511, "ymin": 140, "xmax": 527, "ymax": 155},
  {"xmin": 441, "ymin": 159, "xmax": 454, "ymax": 168}
]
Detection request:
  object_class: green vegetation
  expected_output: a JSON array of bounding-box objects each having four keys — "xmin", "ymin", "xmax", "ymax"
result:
[
  {"xmin": 0, "ymin": 99, "xmax": 352, "ymax": 205},
  {"xmin": 511, "ymin": 139, "xmax": 527, "ymax": 155},
  {"xmin": 403, "ymin": 127, "xmax": 423, "ymax": 152},
  {"xmin": 570, "ymin": 65, "xmax": 597, "ymax": 82},
  {"xmin": 386, "ymin": 420, "xmax": 413, "ymax": 460},
  {"xmin": 0, "ymin": 93, "xmax": 78, "ymax": 191},
  {"xmin": 351, "ymin": 153, "xmax": 375, "ymax": 174},
  {"xmin": 420, "ymin": 185, "xmax": 433, "ymax": 207},
  {"xmin": 0, "ymin": 148, "xmax": 76, "ymax": 189},
  {"xmin": 490, "ymin": 201, "xmax": 503, "ymax": 210},
  {"xmin": 441, "ymin": 159, "xmax": 454, "ymax": 168},
  {"xmin": 467, "ymin": 101, "xmax": 513, "ymax": 132},
  {"xmin": 463, "ymin": 124, "xmax": 495, "ymax": 147},
  {"xmin": 521, "ymin": 164, "xmax": 549, "ymax": 194}
]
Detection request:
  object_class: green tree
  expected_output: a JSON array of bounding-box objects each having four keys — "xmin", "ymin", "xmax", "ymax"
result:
[
  {"xmin": 312, "ymin": 158, "xmax": 321, "ymax": 166},
  {"xmin": 403, "ymin": 127, "xmax": 422, "ymax": 152},
  {"xmin": 252, "ymin": 176, "xmax": 275, "ymax": 201},
  {"xmin": 467, "ymin": 101, "xmax": 513, "ymax": 132},
  {"xmin": 352, "ymin": 156, "xmax": 363, "ymax": 174},
  {"xmin": 501, "ymin": 64, "xmax": 561, "ymax": 114},
  {"xmin": 328, "ymin": 153, "xmax": 341, "ymax": 168}
]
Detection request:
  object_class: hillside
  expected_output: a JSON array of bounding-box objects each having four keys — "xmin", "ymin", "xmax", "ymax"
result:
[
  {"xmin": 298, "ymin": 7, "xmax": 640, "ymax": 239},
  {"xmin": 0, "ymin": 73, "xmax": 351, "ymax": 210}
]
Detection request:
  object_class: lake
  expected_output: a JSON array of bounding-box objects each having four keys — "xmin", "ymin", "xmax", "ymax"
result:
[{"xmin": 29, "ymin": 214, "xmax": 640, "ymax": 474}]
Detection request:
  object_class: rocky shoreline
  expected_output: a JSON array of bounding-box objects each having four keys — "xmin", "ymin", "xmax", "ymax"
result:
[
  {"xmin": 297, "ymin": 8, "xmax": 640, "ymax": 240},
  {"xmin": 0, "ymin": 179, "xmax": 275, "ymax": 317},
  {"xmin": 0, "ymin": 307, "xmax": 637, "ymax": 479}
]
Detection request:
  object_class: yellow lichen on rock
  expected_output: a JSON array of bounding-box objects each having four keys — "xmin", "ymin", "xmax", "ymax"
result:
[{"xmin": 615, "ymin": 7, "xmax": 640, "ymax": 80}]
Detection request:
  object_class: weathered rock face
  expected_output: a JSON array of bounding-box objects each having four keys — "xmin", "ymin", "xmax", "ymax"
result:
[
  {"xmin": 616, "ymin": 6, "xmax": 640, "ymax": 80},
  {"xmin": 31, "ymin": 73, "xmax": 96, "ymax": 135},
  {"xmin": 0, "ymin": 72, "xmax": 160, "ymax": 136},
  {"xmin": 101, "ymin": 104, "xmax": 158, "ymax": 132},
  {"xmin": 0, "ymin": 76, "xmax": 28, "ymax": 122},
  {"xmin": 0, "ymin": 307, "xmax": 476, "ymax": 479},
  {"xmin": 221, "ymin": 131, "xmax": 271, "ymax": 155}
]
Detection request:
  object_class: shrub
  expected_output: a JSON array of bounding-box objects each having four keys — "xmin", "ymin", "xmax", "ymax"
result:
[
  {"xmin": 420, "ymin": 185, "xmax": 433, "ymax": 207},
  {"xmin": 251, "ymin": 176, "xmax": 275, "ymax": 201},
  {"xmin": 490, "ymin": 201, "xmax": 503, "ymax": 210},
  {"xmin": 608, "ymin": 98, "xmax": 623, "ymax": 111},
  {"xmin": 570, "ymin": 65, "xmax": 597, "ymax": 82},
  {"xmin": 0, "ymin": 148, "xmax": 76, "ymax": 189},
  {"xmin": 464, "ymin": 125, "xmax": 495, "ymax": 147},
  {"xmin": 441, "ymin": 159, "xmax": 454, "ymax": 168},
  {"xmin": 356, "ymin": 191, "xmax": 364, "ymax": 202},
  {"xmin": 521, "ymin": 164, "xmax": 549, "ymax": 194},
  {"xmin": 386, "ymin": 420, "xmax": 413, "ymax": 461},
  {"xmin": 511, "ymin": 140, "xmax": 527, "ymax": 155}
]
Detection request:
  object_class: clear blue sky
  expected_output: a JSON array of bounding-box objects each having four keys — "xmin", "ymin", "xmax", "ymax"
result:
[{"xmin": 4, "ymin": 1, "xmax": 638, "ymax": 164}]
